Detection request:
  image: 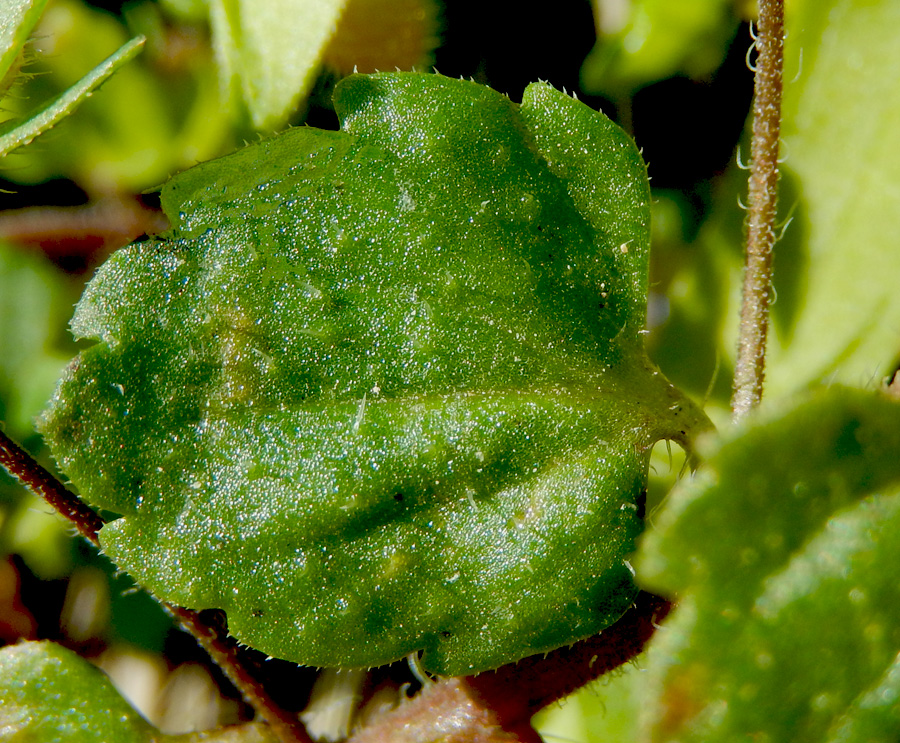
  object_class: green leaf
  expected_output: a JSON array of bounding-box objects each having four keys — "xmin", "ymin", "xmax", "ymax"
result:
[
  {"xmin": 653, "ymin": 0, "xmax": 900, "ymax": 411},
  {"xmin": 0, "ymin": 35, "xmax": 144, "ymax": 158},
  {"xmin": 0, "ymin": 0, "xmax": 48, "ymax": 89},
  {"xmin": 581, "ymin": 0, "xmax": 739, "ymax": 95},
  {"xmin": 0, "ymin": 641, "xmax": 158, "ymax": 742},
  {"xmin": 206, "ymin": 0, "xmax": 348, "ymax": 131},
  {"xmin": 40, "ymin": 72, "xmax": 708, "ymax": 676},
  {"xmin": 637, "ymin": 386, "xmax": 900, "ymax": 743},
  {"xmin": 0, "ymin": 641, "xmax": 279, "ymax": 742}
]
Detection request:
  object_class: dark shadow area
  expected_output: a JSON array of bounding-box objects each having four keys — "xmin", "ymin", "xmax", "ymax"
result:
[
  {"xmin": 0, "ymin": 177, "xmax": 89, "ymax": 210},
  {"xmin": 631, "ymin": 22, "xmax": 755, "ymax": 191},
  {"xmin": 434, "ymin": 0, "xmax": 613, "ymax": 113}
]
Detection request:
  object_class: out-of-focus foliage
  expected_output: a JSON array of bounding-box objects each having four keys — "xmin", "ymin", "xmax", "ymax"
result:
[
  {"xmin": 639, "ymin": 387, "xmax": 900, "ymax": 743},
  {"xmin": 763, "ymin": 0, "xmax": 900, "ymax": 397},
  {"xmin": 0, "ymin": 641, "xmax": 279, "ymax": 742},
  {"xmin": 535, "ymin": 661, "xmax": 645, "ymax": 743},
  {"xmin": 0, "ymin": 242, "xmax": 72, "ymax": 440},
  {"xmin": 582, "ymin": 0, "xmax": 745, "ymax": 95},
  {"xmin": 204, "ymin": 0, "xmax": 348, "ymax": 132},
  {"xmin": 2, "ymin": 0, "xmax": 229, "ymax": 192},
  {"xmin": 649, "ymin": 0, "xmax": 900, "ymax": 422},
  {"xmin": 0, "ymin": 0, "xmax": 144, "ymax": 161},
  {"xmin": 0, "ymin": 241, "xmax": 76, "ymax": 578}
]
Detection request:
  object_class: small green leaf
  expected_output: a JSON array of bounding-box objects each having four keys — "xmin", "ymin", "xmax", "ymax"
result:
[
  {"xmin": 638, "ymin": 386, "xmax": 900, "ymax": 743},
  {"xmin": 0, "ymin": 35, "xmax": 144, "ymax": 158},
  {"xmin": 0, "ymin": 641, "xmax": 279, "ymax": 742},
  {"xmin": 41, "ymin": 72, "xmax": 708, "ymax": 675},
  {"xmin": 0, "ymin": 0, "xmax": 48, "ymax": 89},
  {"xmin": 0, "ymin": 641, "xmax": 157, "ymax": 742},
  {"xmin": 581, "ymin": 0, "xmax": 739, "ymax": 95},
  {"xmin": 206, "ymin": 0, "xmax": 348, "ymax": 131}
]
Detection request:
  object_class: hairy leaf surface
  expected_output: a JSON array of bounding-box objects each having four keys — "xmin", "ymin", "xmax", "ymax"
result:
[
  {"xmin": 41, "ymin": 72, "xmax": 707, "ymax": 675},
  {"xmin": 638, "ymin": 387, "xmax": 900, "ymax": 742}
]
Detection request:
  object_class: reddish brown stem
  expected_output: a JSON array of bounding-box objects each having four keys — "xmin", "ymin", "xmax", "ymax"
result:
[
  {"xmin": 348, "ymin": 592, "xmax": 671, "ymax": 743},
  {"xmin": 731, "ymin": 0, "xmax": 785, "ymax": 420},
  {"xmin": 0, "ymin": 428, "xmax": 311, "ymax": 743},
  {"xmin": 0, "ymin": 196, "xmax": 169, "ymax": 264},
  {"xmin": 167, "ymin": 606, "xmax": 314, "ymax": 743},
  {"xmin": 0, "ymin": 428, "xmax": 104, "ymax": 543},
  {"xmin": 470, "ymin": 591, "xmax": 670, "ymax": 717}
]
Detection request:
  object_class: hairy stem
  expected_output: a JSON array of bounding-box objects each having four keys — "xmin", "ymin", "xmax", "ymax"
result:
[
  {"xmin": 0, "ymin": 428, "xmax": 311, "ymax": 743},
  {"xmin": 0, "ymin": 429, "xmax": 104, "ymax": 543},
  {"xmin": 731, "ymin": 0, "xmax": 785, "ymax": 421},
  {"xmin": 166, "ymin": 606, "xmax": 314, "ymax": 743},
  {"xmin": 348, "ymin": 592, "xmax": 671, "ymax": 742}
]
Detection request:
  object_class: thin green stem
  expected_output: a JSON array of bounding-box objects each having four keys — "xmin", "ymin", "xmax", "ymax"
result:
[{"xmin": 732, "ymin": 0, "xmax": 785, "ymax": 421}]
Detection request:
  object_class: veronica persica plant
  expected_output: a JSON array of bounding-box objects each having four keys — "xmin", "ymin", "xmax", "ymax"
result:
[{"xmin": 41, "ymin": 72, "xmax": 707, "ymax": 675}]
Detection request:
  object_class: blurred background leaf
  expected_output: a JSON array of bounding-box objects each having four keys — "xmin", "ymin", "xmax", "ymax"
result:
[
  {"xmin": 2, "ymin": 0, "xmax": 228, "ymax": 193},
  {"xmin": 637, "ymin": 387, "xmax": 900, "ymax": 743},
  {"xmin": 534, "ymin": 660, "xmax": 645, "ymax": 743},
  {"xmin": 762, "ymin": 0, "xmax": 900, "ymax": 397},
  {"xmin": 0, "ymin": 34, "xmax": 145, "ymax": 160},
  {"xmin": 581, "ymin": 0, "xmax": 746, "ymax": 97},
  {"xmin": 0, "ymin": 640, "xmax": 279, "ymax": 741},
  {"xmin": 0, "ymin": 239, "xmax": 77, "ymax": 580},
  {"xmin": 204, "ymin": 0, "xmax": 349, "ymax": 132}
]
